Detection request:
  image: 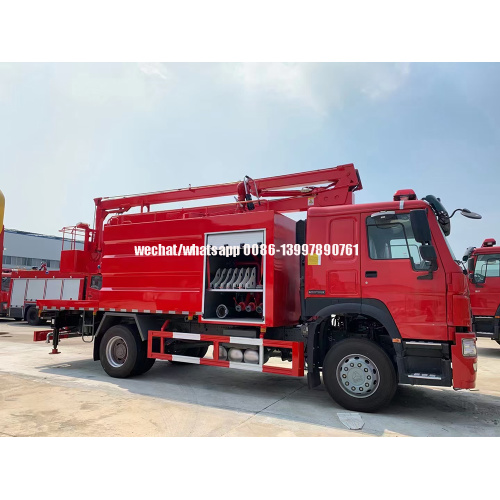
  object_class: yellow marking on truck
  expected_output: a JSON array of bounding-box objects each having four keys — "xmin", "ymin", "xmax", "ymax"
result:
[{"xmin": 307, "ymin": 254, "xmax": 321, "ymax": 265}]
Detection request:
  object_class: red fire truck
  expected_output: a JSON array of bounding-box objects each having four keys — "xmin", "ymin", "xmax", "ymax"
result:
[
  {"xmin": 0, "ymin": 189, "xmax": 6, "ymax": 316},
  {"xmin": 464, "ymin": 239, "xmax": 500, "ymax": 345},
  {"xmin": 6, "ymin": 268, "xmax": 88, "ymax": 325},
  {"xmin": 36, "ymin": 164, "xmax": 478, "ymax": 412},
  {"xmin": 0, "ymin": 188, "xmax": 88, "ymax": 324}
]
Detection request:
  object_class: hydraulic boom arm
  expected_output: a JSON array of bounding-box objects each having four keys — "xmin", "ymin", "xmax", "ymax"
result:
[{"xmin": 93, "ymin": 163, "xmax": 362, "ymax": 251}]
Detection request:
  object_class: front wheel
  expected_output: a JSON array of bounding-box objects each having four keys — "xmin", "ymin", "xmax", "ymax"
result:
[{"xmin": 322, "ymin": 338, "xmax": 397, "ymax": 413}]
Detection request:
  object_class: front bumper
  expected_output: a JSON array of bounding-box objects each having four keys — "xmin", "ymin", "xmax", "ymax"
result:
[{"xmin": 451, "ymin": 332, "xmax": 477, "ymax": 389}]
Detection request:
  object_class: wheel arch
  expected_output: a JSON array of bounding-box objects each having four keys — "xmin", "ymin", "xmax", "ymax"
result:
[
  {"xmin": 306, "ymin": 299, "xmax": 402, "ymax": 383},
  {"xmin": 93, "ymin": 312, "xmax": 163, "ymax": 361}
]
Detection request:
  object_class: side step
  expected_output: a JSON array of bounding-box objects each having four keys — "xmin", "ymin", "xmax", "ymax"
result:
[
  {"xmin": 397, "ymin": 340, "xmax": 452, "ymax": 386},
  {"xmin": 475, "ymin": 331, "xmax": 493, "ymax": 338},
  {"xmin": 407, "ymin": 373, "xmax": 442, "ymax": 380}
]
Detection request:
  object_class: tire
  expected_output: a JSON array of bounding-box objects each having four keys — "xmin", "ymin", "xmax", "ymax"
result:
[
  {"xmin": 26, "ymin": 306, "xmax": 42, "ymax": 326},
  {"xmin": 322, "ymin": 338, "xmax": 397, "ymax": 413},
  {"xmin": 496, "ymin": 340, "xmax": 500, "ymax": 346},
  {"xmin": 133, "ymin": 342, "xmax": 156, "ymax": 375},
  {"xmin": 99, "ymin": 324, "xmax": 152, "ymax": 378}
]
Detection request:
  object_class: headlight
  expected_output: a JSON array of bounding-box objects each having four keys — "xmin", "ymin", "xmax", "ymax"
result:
[{"xmin": 462, "ymin": 338, "xmax": 477, "ymax": 357}]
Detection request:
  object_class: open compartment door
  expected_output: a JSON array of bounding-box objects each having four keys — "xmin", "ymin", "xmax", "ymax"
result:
[{"xmin": 202, "ymin": 229, "xmax": 265, "ymax": 324}]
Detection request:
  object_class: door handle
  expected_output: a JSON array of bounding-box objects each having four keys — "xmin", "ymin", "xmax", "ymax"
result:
[{"xmin": 365, "ymin": 271, "xmax": 377, "ymax": 278}]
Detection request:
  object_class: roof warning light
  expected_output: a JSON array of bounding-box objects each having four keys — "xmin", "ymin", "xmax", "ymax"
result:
[{"xmin": 393, "ymin": 189, "xmax": 417, "ymax": 201}]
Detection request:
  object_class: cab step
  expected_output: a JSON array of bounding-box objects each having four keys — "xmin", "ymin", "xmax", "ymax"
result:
[{"xmin": 407, "ymin": 373, "xmax": 442, "ymax": 380}]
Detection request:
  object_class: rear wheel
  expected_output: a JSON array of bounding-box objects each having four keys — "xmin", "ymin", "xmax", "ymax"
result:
[
  {"xmin": 26, "ymin": 306, "xmax": 43, "ymax": 326},
  {"xmin": 99, "ymin": 324, "xmax": 154, "ymax": 378},
  {"xmin": 133, "ymin": 336, "xmax": 156, "ymax": 375},
  {"xmin": 322, "ymin": 338, "xmax": 397, "ymax": 413},
  {"xmin": 133, "ymin": 354, "xmax": 156, "ymax": 375}
]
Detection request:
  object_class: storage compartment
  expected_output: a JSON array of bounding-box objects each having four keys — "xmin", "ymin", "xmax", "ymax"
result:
[{"xmin": 203, "ymin": 230, "xmax": 265, "ymax": 323}]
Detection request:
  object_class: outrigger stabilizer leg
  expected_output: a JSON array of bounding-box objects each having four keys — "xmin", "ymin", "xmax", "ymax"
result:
[{"xmin": 49, "ymin": 316, "xmax": 60, "ymax": 355}]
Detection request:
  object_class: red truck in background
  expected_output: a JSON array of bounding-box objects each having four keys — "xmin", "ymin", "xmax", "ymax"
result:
[
  {"xmin": 0, "ymin": 189, "xmax": 90, "ymax": 324},
  {"xmin": 1, "ymin": 268, "xmax": 85, "ymax": 325},
  {"xmin": 35, "ymin": 163, "xmax": 479, "ymax": 412},
  {"xmin": 0, "ymin": 270, "xmax": 11, "ymax": 318},
  {"xmin": 0, "ymin": 189, "xmax": 6, "ymax": 316},
  {"xmin": 464, "ymin": 238, "xmax": 500, "ymax": 345},
  {"xmin": 5, "ymin": 267, "xmax": 88, "ymax": 325}
]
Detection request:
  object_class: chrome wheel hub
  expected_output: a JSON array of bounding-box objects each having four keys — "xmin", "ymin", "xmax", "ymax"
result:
[
  {"xmin": 106, "ymin": 336, "xmax": 128, "ymax": 368},
  {"xmin": 337, "ymin": 354, "xmax": 379, "ymax": 398}
]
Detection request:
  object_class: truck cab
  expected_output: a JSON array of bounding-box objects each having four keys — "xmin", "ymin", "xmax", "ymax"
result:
[
  {"xmin": 304, "ymin": 190, "xmax": 476, "ymax": 410},
  {"xmin": 464, "ymin": 239, "xmax": 500, "ymax": 344}
]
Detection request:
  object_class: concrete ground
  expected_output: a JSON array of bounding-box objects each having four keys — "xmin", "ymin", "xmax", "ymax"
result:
[{"xmin": 1, "ymin": 318, "xmax": 499, "ymax": 437}]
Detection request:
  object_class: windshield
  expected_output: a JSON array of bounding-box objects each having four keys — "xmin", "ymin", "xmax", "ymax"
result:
[{"xmin": 475, "ymin": 254, "xmax": 500, "ymax": 277}]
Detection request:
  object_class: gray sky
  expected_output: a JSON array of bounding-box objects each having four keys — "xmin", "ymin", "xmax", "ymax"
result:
[{"xmin": 1, "ymin": 63, "xmax": 498, "ymax": 257}]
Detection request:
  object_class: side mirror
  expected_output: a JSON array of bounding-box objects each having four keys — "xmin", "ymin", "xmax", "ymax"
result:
[
  {"xmin": 467, "ymin": 258, "xmax": 475, "ymax": 273},
  {"xmin": 420, "ymin": 245, "xmax": 438, "ymax": 271},
  {"xmin": 460, "ymin": 209, "xmax": 482, "ymax": 220},
  {"xmin": 410, "ymin": 210, "xmax": 432, "ymax": 244},
  {"xmin": 463, "ymin": 246, "xmax": 476, "ymax": 262},
  {"xmin": 473, "ymin": 274, "xmax": 486, "ymax": 284}
]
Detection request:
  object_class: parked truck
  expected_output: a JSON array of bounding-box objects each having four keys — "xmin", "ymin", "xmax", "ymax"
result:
[
  {"xmin": 463, "ymin": 239, "xmax": 500, "ymax": 345},
  {"xmin": 0, "ymin": 189, "xmax": 7, "ymax": 316},
  {"xmin": 0, "ymin": 189, "xmax": 90, "ymax": 324},
  {"xmin": 6, "ymin": 268, "xmax": 88, "ymax": 325},
  {"xmin": 35, "ymin": 163, "xmax": 479, "ymax": 412}
]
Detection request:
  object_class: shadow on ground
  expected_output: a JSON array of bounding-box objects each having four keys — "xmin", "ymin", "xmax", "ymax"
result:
[
  {"xmin": 34, "ymin": 355, "xmax": 500, "ymax": 436},
  {"xmin": 477, "ymin": 343, "xmax": 500, "ymax": 359},
  {"xmin": 0, "ymin": 319, "xmax": 49, "ymax": 329}
]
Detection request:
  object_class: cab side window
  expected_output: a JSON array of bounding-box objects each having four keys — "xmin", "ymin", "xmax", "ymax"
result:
[
  {"xmin": 366, "ymin": 214, "xmax": 431, "ymax": 270},
  {"xmin": 475, "ymin": 254, "xmax": 500, "ymax": 278}
]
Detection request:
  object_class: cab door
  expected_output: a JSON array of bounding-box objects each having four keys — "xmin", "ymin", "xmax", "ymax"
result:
[
  {"xmin": 360, "ymin": 211, "xmax": 448, "ymax": 340},
  {"xmin": 305, "ymin": 212, "xmax": 361, "ymax": 299}
]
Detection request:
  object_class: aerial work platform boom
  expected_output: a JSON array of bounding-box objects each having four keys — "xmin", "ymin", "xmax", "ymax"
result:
[{"xmin": 93, "ymin": 163, "xmax": 362, "ymax": 251}]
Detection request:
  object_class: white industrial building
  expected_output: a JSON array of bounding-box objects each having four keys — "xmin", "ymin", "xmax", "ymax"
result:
[{"xmin": 2, "ymin": 229, "xmax": 84, "ymax": 271}]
